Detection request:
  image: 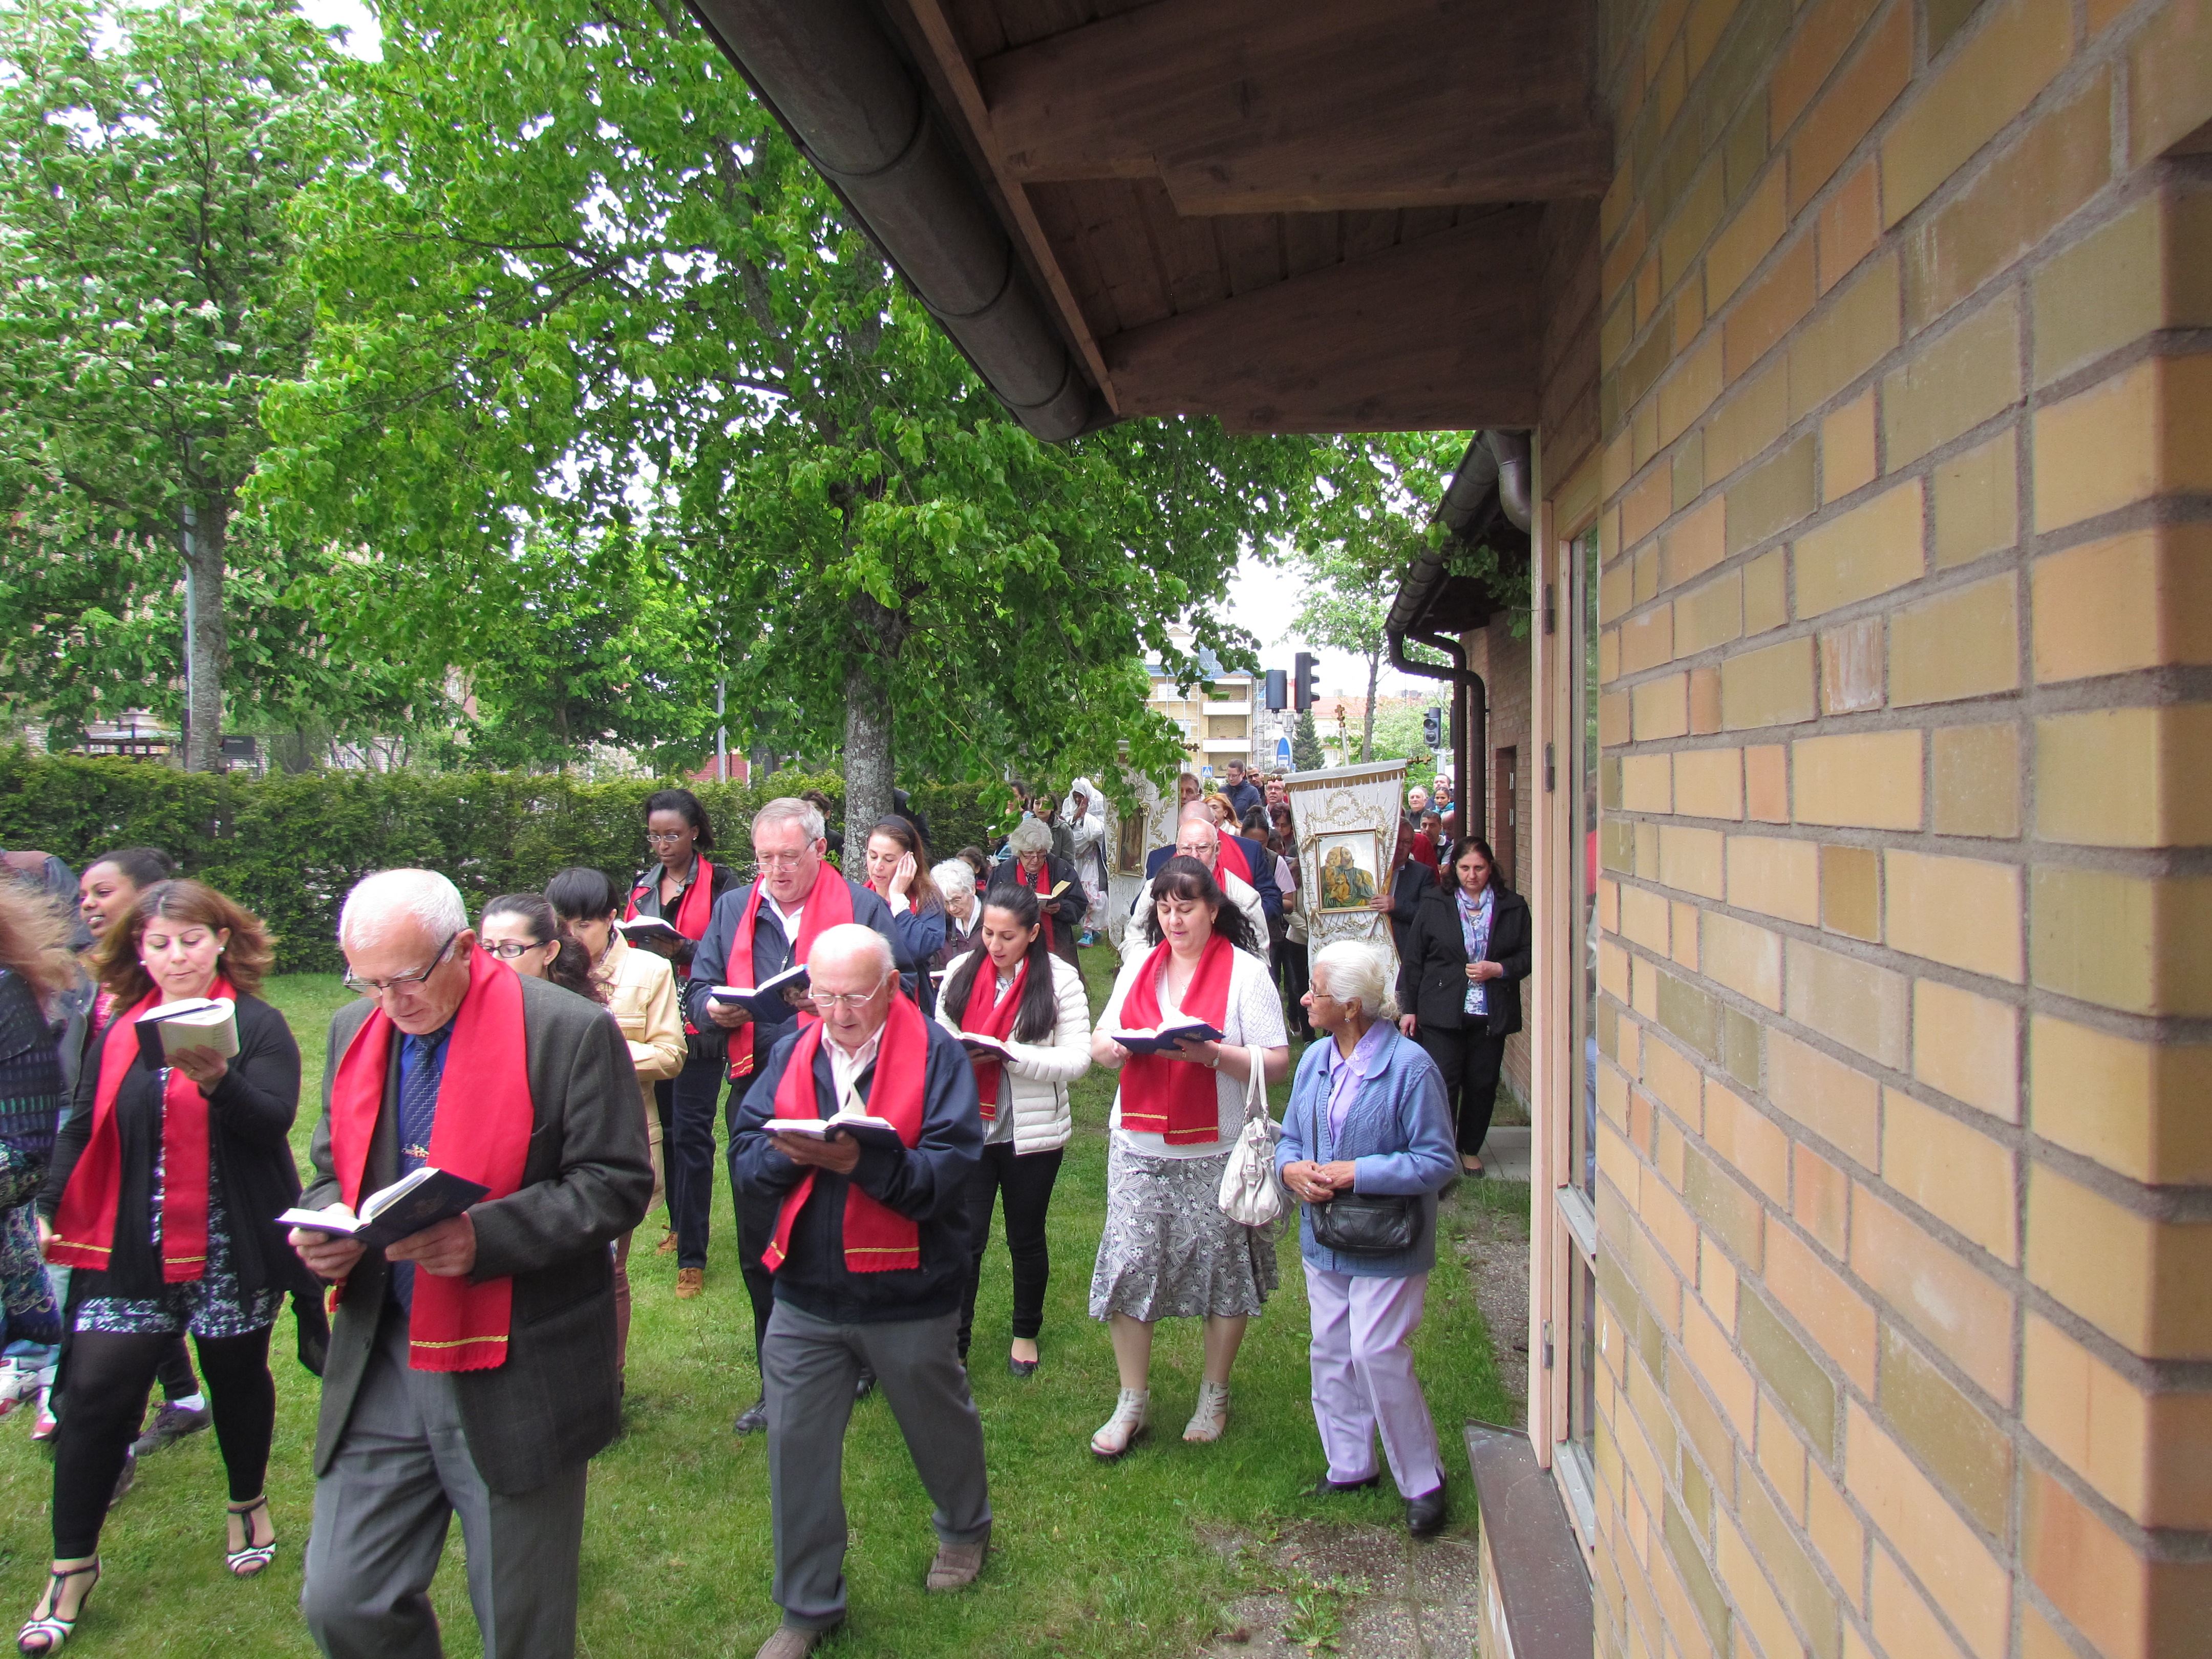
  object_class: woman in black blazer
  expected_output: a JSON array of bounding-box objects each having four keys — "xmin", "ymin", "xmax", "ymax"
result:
[{"xmin": 1393, "ymin": 838, "xmax": 1530, "ymax": 1177}]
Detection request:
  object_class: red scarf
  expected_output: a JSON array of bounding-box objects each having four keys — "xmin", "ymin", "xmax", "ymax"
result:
[
  {"xmin": 725, "ymin": 866, "xmax": 856, "ymax": 1079},
  {"xmin": 50, "ymin": 977, "xmax": 237, "ymax": 1282},
  {"xmin": 626, "ymin": 855, "xmax": 715, "ymax": 939},
  {"xmin": 327, "ymin": 947, "xmax": 534, "ymax": 1373},
  {"xmin": 956, "ymin": 954, "xmax": 1028, "ymax": 1118},
  {"xmin": 761, "ymin": 992, "xmax": 928, "ymax": 1274},
  {"xmin": 1013, "ymin": 858, "xmax": 1061, "ymax": 953},
  {"xmin": 1117, "ymin": 932, "xmax": 1236, "ymax": 1145},
  {"xmin": 1215, "ymin": 836, "xmax": 1252, "ymax": 885}
]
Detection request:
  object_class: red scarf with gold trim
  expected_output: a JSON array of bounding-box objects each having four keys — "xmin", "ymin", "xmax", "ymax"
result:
[
  {"xmin": 328, "ymin": 947, "xmax": 534, "ymax": 1373},
  {"xmin": 724, "ymin": 867, "xmax": 855, "ymax": 1080},
  {"xmin": 1116, "ymin": 933, "xmax": 1233, "ymax": 1145},
  {"xmin": 761, "ymin": 992, "xmax": 928, "ymax": 1274},
  {"xmin": 956, "ymin": 954, "xmax": 1027, "ymax": 1118}
]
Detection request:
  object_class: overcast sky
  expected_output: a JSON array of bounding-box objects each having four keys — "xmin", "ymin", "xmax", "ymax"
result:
[{"xmin": 299, "ymin": 0, "xmax": 379, "ymax": 54}]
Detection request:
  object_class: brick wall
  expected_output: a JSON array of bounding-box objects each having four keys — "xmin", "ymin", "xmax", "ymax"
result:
[{"xmin": 1583, "ymin": 3, "xmax": 2212, "ymax": 1658}]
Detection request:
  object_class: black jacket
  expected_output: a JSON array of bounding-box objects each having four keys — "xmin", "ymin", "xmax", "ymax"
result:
[
  {"xmin": 1395, "ymin": 884, "xmax": 1532, "ymax": 1037},
  {"xmin": 729, "ymin": 1012, "xmax": 982, "ymax": 1324},
  {"xmin": 42, "ymin": 992, "xmax": 314, "ymax": 1303},
  {"xmin": 302, "ymin": 972, "xmax": 652, "ymax": 1495}
]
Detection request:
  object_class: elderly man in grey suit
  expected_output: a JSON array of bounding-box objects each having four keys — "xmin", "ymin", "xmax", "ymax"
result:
[{"xmin": 288, "ymin": 868, "xmax": 651, "ymax": 1659}]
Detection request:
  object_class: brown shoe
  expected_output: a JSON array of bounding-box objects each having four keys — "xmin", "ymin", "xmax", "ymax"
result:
[
  {"xmin": 753, "ymin": 1623, "xmax": 836, "ymax": 1659},
  {"xmin": 925, "ymin": 1537, "xmax": 987, "ymax": 1592},
  {"xmin": 655, "ymin": 1229, "xmax": 680, "ymax": 1256},
  {"xmin": 674, "ymin": 1267, "xmax": 705, "ymax": 1300}
]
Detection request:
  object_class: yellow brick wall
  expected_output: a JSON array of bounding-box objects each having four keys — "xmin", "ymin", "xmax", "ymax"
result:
[{"xmin": 1583, "ymin": 2, "xmax": 2212, "ymax": 1656}]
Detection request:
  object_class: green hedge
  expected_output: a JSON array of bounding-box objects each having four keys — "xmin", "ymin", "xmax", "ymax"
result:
[{"xmin": 0, "ymin": 750, "xmax": 1016, "ymax": 973}]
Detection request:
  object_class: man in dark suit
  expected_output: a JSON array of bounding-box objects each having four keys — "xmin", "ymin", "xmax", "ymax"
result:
[
  {"xmin": 729, "ymin": 925, "xmax": 988, "ymax": 1658},
  {"xmin": 291, "ymin": 868, "xmax": 651, "ymax": 1659},
  {"xmin": 687, "ymin": 796, "xmax": 902, "ymax": 1428}
]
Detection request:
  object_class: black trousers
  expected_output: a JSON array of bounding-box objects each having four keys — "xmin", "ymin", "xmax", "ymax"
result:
[
  {"xmin": 1272, "ymin": 935, "xmax": 1312, "ymax": 1037},
  {"xmin": 957, "ymin": 1142, "xmax": 1065, "ymax": 1358},
  {"xmin": 1417, "ymin": 1024, "xmax": 1509, "ymax": 1158},
  {"xmin": 53, "ymin": 1325, "xmax": 274, "ymax": 1558},
  {"xmin": 668, "ymin": 1054, "xmax": 726, "ymax": 1269}
]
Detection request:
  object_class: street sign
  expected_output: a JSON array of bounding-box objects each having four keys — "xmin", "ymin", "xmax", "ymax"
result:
[{"xmin": 1275, "ymin": 736, "xmax": 1291, "ymax": 765}]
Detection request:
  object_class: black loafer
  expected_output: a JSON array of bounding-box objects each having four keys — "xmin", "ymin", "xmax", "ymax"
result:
[
  {"xmin": 732, "ymin": 1398, "xmax": 768, "ymax": 1436},
  {"xmin": 854, "ymin": 1369, "xmax": 877, "ymax": 1402},
  {"xmin": 1008, "ymin": 1356, "xmax": 1039, "ymax": 1378},
  {"xmin": 1407, "ymin": 1484, "xmax": 1448, "ymax": 1537},
  {"xmin": 1307, "ymin": 1471, "xmax": 1381, "ymax": 1496}
]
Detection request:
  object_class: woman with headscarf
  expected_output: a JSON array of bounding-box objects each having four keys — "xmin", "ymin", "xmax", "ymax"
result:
[{"xmin": 1062, "ymin": 778, "xmax": 1110, "ymax": 947}]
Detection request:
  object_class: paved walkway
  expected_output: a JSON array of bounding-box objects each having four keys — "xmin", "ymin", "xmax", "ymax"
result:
[{"xmin": 1196, "ymin": 1521, "xmax": 1486, "ymax": 1659}]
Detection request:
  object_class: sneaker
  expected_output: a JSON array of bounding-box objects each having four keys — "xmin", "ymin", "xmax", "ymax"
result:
[
  {"xmin": 29, "ymin": 1387, "xmax": 57, "ymax": 1444},
  {"xmin": 0, "ymin": 1360, "xmax": 28, "ymax": 1417},
  {"xmin": 674, "ymin": 1267, "xmax": 705, "ymax": 1300},
  {"xmin": 131, "ymin": 1399, "xmax": 212, "ymax": 1458}
]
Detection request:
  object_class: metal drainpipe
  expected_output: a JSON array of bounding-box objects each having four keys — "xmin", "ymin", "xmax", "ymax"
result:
[
  {"xmin": 1483, "ymin": 430, "xmax": 1534, "ymax": 533},
  {"xmin": 1388, "ymin": 627, "xmax": 1487, "ymax": 853}
]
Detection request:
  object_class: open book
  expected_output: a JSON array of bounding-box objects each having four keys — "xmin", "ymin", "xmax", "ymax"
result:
[
  {"xmin": 614, "ymin": 916, "xmax": 687, "ymax": 953},
  {"xmin": 957, "ymin": 1032, "xmax": 1013, "ymax": 1058},
  {"xmin": 764, "ymin": 1113, "xmax": 906, "ymax": 1152},
  {"xmin": 279, "ymin": 1167, "xmax": 490, "ymax": 1251},
  {"xmin": 1110, "ymin": 1017, "xmax": 1225, "ymax": 1056},
  {"xmin": 136, "ymin": 998, "xmax": 239, "ymax": 1071},
  {"xmin": 709, "ymin": 963, "xmax": 811, "ymax": 1022}
]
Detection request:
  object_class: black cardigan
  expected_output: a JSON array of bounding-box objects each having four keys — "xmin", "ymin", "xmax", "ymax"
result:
[
  {"xmin": 39, "ymin": 992, "xmax": 313, "ymax": 1301},
  {"xmin": 1395, "ymin": 884, "xmax": 1532, "ymax": 1037}
]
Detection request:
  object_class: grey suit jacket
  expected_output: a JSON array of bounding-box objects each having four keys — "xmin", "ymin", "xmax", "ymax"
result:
[{"xmin": 302, "ymin": 971, "xmax": 653, "ymax": 1495}]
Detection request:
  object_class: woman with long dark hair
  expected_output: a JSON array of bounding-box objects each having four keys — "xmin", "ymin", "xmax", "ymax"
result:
[
  {"xmin": 29, "ymin": 882, "xmax": 313, "ymax": 1650},
  {"xmin": 933, "ymin": 884, "xmax": 1090, "ymax": 1375},
  {"xmin": 862, "ymin": 817, "xmax": 946, "ymax": 1014},
  {"xmin": 1393, "ymin": 838, "xmax": 1530, "ymax": 1176},
  {"xmin": 1087, "ymin": 857, "xmax": 1289, "ymax": 1457},
  {"xmin": 625, "ymin": 788, "xmax": 740, "ymax": 1278},
  {"xmin": 478, "ymin": 894, "xmax": 601, "ymax": 1004}
]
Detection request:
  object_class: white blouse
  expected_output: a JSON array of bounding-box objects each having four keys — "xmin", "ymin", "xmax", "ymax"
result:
[{"xmin": 1098, "ymin": 946, "xmax": 1287, "ymax": 1160}]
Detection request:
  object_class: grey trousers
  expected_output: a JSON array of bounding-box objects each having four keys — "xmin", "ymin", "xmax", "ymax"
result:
[
  {"xmin": 301, "ymin": 1311, "xmax": 589, "ymax": 1659},
  {"xmin": 764, "ymin": 1299, "xmax": 992, "ymax": 1630}
]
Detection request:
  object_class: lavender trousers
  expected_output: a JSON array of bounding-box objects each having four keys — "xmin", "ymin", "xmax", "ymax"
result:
[{"xmin": 1303, "ymin": 1264, "xmax": 1444, "ymax": 1499}]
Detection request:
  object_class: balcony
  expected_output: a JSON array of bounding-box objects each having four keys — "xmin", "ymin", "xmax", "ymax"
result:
[
  {"xmin": 1200, "ymin": 736, "xmax": 1251, "ymax": 755},
  {"xmin": 1201, "ymin": 699, "xmax": 1251, "ymax": 715}
]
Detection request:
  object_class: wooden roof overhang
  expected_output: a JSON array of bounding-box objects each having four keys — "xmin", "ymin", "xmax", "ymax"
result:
[{"xmin": 688, "ymin": 0, "xmax": 1609, "ymax": 438}]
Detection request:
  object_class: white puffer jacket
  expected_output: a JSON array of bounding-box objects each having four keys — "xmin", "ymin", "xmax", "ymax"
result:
[{"xmin": 932, "ymin": 951, "xmax": 1092, "ymax": 1155}]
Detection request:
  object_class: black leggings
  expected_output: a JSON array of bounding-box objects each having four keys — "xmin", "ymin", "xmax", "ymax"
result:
[
  {"xmin": 52, "ymin": 1326, "xmax": 274, "ymax": 1559},
  {"xmin": 958, "ymin": 1142, "xmax": 1065, "ymax": 1358},
  {"xmin": 1417, "ymin": 1025, "xmax": 1509, "ymax": 1157}
]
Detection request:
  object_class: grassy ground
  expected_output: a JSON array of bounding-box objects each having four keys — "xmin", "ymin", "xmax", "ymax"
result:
[{"xmin": 0, "ymin": 956, "xmax": 1524, "ymax": 1657}]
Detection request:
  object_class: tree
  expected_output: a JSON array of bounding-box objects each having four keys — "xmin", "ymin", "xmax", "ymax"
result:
[
  {"xmin": 0, "ymin": 0, "xmax": 351, "ymax": 769},
  {"xmin": 257, "ymin": 0, "xmax": 1315, "ymax": 823},
  {"xmin": 1292, "ymin": 708, "xmax": 1325, "ymax": 771}
]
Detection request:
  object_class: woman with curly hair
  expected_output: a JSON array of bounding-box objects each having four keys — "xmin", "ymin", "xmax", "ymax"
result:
[
  {"xmin": 28, "ymin": 881, "xmax": 313, "ymax": 1650},
  {"xmin": 0, "ymin": 883, "xmax": 74, "ymax": 1381}
]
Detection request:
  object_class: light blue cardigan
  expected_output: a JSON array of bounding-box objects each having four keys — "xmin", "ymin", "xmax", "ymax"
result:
[{"xmin": 1275, "ymin": 1025, "xmax": 1457, "ymax": 1278}]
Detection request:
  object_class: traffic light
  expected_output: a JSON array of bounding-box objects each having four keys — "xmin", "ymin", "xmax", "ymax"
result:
[
  {"xmin": 1263, "ymin": 668, "xmax": 1287, "ymax": 711},
  {"xmin": 1422, "ymin": 707, "xmax": 1442, "ymax": 747},
  {"xmin": 1292, "ymin": 651, "xmax": 1318, "ymax": 712}
]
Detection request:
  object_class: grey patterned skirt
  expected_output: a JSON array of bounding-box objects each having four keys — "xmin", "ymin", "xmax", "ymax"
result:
[
  {"xmin": 1089, "ymin": 1137, "xmax": 1279, "ymax": 1321},
  {"xmin": 74, "ymin": 1155, "xmax": 283, "ymax": 1340}
]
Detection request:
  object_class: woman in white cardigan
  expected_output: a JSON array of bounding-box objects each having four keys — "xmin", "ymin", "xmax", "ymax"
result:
[{"xmin": 934, "ymin": 882, "xmax": 1091, "ymax": 1376}]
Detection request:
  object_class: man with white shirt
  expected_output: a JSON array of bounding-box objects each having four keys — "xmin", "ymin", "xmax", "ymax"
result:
[
  {"xmin": 687, "ymin": 798, "xmax": 901, "ymax": 1418},
  {"xmin": 729, "ymin": 926, "xmax": 988, "ymax": 1658},
  {"xmin": 1121, "ymin": 812, "xmax": 1267, "ymax": 967}
]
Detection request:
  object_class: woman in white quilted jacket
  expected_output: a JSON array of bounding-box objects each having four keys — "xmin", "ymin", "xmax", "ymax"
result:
[{"xmin": 933, "ymin": 883, "xmax": 1091, "ymax": 1376}]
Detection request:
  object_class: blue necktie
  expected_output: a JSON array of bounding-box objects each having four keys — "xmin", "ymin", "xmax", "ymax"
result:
[{"xmin": 391, "ymin": 1029, "xmax": 447, "ymax": 1312}]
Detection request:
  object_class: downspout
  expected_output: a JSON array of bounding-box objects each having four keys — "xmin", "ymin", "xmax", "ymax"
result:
[
  {"xmin": 1483, "ymin": 430, "xmax": 1534, "ymax": 533},
  {"xmin": 1388, "ymin": 626, "xmax": 1486, "ymax": 857}
]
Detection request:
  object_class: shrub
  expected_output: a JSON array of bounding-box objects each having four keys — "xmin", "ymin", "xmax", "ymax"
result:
[{"xmin": 0, "ymin": 750, "xmax": 1017, "ymax": 972}]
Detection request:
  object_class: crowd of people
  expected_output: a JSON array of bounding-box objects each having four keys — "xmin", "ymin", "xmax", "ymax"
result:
[{"xmin": 0, "ymin": 763, "xmax": 1529, "ymax": 1658}]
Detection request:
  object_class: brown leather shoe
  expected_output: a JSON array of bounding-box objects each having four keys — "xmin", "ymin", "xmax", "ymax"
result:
[
  {"xmin": 674, "ymin": 1267, "xmax": 705, "ymax": 1300},
  {"xmin": 753, "ymin": 1623, "xmax": 836, "ymax": 1659},
  {"xmin": 925, "ymin": 1537, "xmax": 987, "ymax": 1592},
  {"xmin": 655, "ymin": 1229, "xmax": 680, "ymax": 1256}
]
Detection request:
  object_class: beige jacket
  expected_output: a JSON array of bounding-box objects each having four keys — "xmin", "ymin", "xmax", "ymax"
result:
[
  {"xmin": 596, "ymin": 934, "xmax": 685, "ymax": 1189},
  {"xmin": 932, "ymin": 951, "xmax": 1091, "ymax": 1155}
]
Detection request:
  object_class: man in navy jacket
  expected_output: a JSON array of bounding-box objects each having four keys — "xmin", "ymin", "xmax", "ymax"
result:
[
  {"xmin": 729, "ymin": 926, "xmax": 988, "ymax": 1656},
  {"xmin": 1144, "ymin": 818, "xmax": 1282, "ymax": 918}
]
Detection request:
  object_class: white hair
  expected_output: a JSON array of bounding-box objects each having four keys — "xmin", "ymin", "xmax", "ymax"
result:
[
  {"xmin": 1312, "ymin": 941, "xmax": 1398, "ymax": 1022},
  {"xmin": 339, "ymin": 868, "xmax": 468, "ymax": 950},
  {"xmin": 1007, "ymin": 818, "xmax": 1053, "ymax": 856},
  {"xmin": 812, "ymin": 922, "xmax": 894, "ymax": 979},
  {"xmin": 753, "ymin": 796, "xmax": 825, "ymax": 844},
  {"xmin": 932, "ymin": 858, "xmax": 976, "ymax": 896}
]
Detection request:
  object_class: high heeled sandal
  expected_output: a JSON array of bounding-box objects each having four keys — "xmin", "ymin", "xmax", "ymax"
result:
[
  {"xmin": 1183, "ymin": 1380, "xmax": 1232, "ymax": 1443},
  {"xmin": 16, "ymin": 1560, "xmax": 98, "ymax": 1654},
  {"xmin": 1089, "ymin": 1389, "xmax": 1150, "ymax": 1459},
  {"xmin": 224, "ymin": 1496, "xmax": 276, "ymax": 1577}
]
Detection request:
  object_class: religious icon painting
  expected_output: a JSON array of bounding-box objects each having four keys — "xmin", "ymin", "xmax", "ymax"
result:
[{"xmin": 1312, "ymin": 830, "xmax": 1384, "ymax": 913}]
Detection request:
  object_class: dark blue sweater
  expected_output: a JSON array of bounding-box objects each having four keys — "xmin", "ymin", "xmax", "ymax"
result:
[
  {"xmin": 684, "ymin": 873, "xmax": 903, "ymax": 1073},
  {"xmin": 729, "ymin": 1014, "xmax": 982, "ymax": 1323}
]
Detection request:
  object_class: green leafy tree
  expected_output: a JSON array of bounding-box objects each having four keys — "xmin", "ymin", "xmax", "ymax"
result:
[
  {"xmin": 0, "ymin": 0, "xmax": 352, "ymax": 768},
  {"xmin": 257, "ymin": 0, "xmax": 1315, "ymax": 824}
]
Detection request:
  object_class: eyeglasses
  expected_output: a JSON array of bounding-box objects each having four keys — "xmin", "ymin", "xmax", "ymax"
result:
[
  {"xmin": 807, "ymin": 976, "xmax": 890, "ymax": 1013},
  {"xmin": 644, "ymin": 830, "xmax": 692, "ymax": 845},
  {"xmin": 481, "ymin": 939, "xmax": 545, "ymax": 960},
  {"xmin": 756, "ymin": 849, "xmax": 813, "ymax": 868},
  {"xmin": 343, "ymin": 932, "xmax": 458, "ymax": 997}
]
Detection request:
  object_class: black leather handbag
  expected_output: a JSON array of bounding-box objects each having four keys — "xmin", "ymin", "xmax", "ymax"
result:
[{"xmin": 1308, "ymin": 1192, "xmax": 1421, "ymax": 1257}]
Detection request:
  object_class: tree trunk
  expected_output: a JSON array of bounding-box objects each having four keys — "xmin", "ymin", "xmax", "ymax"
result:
[
  {"xmin": 842, "ymin": 656, "xmax": 894, "ymax": 849},
  {"xmin": 1360, "ymin": 649, "xmax": 1379, "ymax": 763},
  {"xmin": 180, "ymin": 497, "xmax": 228, "ymax": 773}
]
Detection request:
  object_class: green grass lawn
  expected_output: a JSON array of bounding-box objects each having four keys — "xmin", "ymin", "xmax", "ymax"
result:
[{"xmin": 0, "ymin": 958, "xmax": 1525, "ymax": 1657}]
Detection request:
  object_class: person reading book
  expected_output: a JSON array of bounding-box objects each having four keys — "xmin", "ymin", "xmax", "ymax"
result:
[
  {"xmin": 289, "ymin": 869, "xmax": 650, "ymax": 1659},
  {"xmin": 985, "ymin": 820, "xmax": 1084, "ymax": 971},
  {"xmin": 728, "ymin": 925, "xmax": 989, "ymax": 1657}
]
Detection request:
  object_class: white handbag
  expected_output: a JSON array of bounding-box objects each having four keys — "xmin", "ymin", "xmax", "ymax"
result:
[{"xmin": 1217, "ymin": 1045, "xmax": 1286, "ymax": 1228}]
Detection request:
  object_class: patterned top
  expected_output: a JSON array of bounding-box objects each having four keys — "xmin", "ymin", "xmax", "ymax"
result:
[
  {"xmin": 1456, "ymin": 886, "xmax": 1494, "ymax": 1018},
  {"xmin": 0, "ymin": 969, "xmax": 60, "ymax": 1166}
]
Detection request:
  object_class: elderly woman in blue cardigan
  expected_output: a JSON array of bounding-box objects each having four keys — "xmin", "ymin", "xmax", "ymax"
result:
[{"xmin": 1278, "ymin": 940, "xmax": 1458, "ymax": 1538}]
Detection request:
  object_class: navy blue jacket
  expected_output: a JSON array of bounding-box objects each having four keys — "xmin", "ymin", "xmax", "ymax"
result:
[
  {"xmin": 1145, "ymin": 835, "xmax": 1283, "ymax": 917},
  {"xmin": 729, "ymin": 1012, "xmax": 982, "ymax": 1323},
  {"xmin": 684, "ymin": 872, "xmax": 903, "ymax": 1074},
  {"xmin": 1221, "ymin": 778, "xmax": 1264, "ymax": 821}
]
